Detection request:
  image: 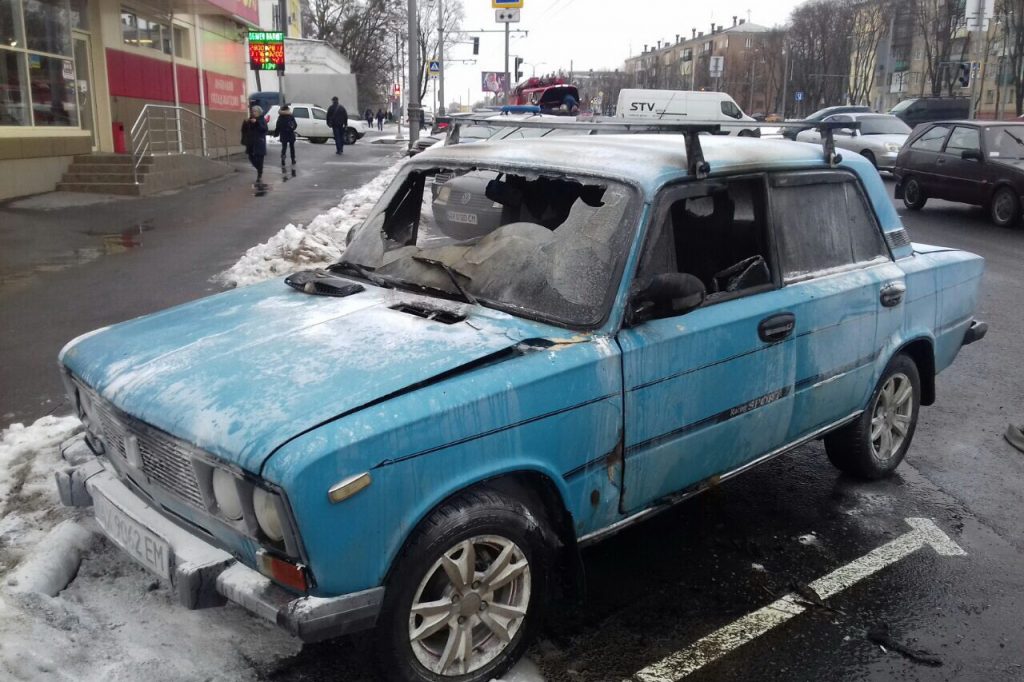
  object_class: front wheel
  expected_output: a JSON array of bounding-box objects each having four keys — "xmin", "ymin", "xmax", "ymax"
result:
[
  {"xmin": 345, "ymin": 128, "xmax": 357, "ymax": 145},
  {"xmin": 990, "ymin": 186, "xmax": 1020, "ymax": 227},
  {"xmin": 308, "ymin": 137, "xmax": 327, "ymax": 144},
  {"xmin": 902, "ymin": 176, "xmax": 927, "ymax": 210},
  {"xmin": 824, "ymin": 353, "xmax": 921, "ymax": 479},
  {"xmin": 861, "ymin": 150, "xmax": 877, "ymax": 169},
  {"xmin": 375, "ymin": 489, "xmax": 552, "ymax": 682}
]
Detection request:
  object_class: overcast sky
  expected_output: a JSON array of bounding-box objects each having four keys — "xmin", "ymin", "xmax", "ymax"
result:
[{"xmin": 427, "ymin": 0, "xmax": 805, "ymax": 110}]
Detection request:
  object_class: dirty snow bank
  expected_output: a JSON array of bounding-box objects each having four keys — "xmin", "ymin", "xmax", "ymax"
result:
[{"xmin": 217, "ymin": 158, "xmax": 405, "ymax": 288}]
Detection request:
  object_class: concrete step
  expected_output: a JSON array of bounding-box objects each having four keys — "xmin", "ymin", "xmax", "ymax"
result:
[
  {"xmin": 65, "ymin": 162, "xmax": 151, "ymax": 174},
  {"xmin": 72, "ymin": 154, "xmax": 149, "ymax": 166},
  {"xmin": 56, "ymin": 182, "xmax": 143, "ymax": 196},
  {"xmin": 61, "ymin": 172, "xmax": 142, "ymax": 184}
]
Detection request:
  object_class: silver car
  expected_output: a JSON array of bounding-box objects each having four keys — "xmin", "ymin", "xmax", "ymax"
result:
[{"xmin": 796, "ymin": 113, "xmax": 911, "ymax": 171}]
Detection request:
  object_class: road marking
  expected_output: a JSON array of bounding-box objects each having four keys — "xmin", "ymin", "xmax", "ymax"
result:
[{"xmin": 631, "ymin": 518, "xmax": 965, "ymax": 682}]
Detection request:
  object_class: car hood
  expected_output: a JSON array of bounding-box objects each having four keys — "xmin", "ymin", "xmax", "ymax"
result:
[
  {"xmin": 986, "ymin": 158, "xmax": 1024, "ymax": 172},
  {"xmin": 60, "ymin": 279, "xmax": 565, "ymax": 473}
]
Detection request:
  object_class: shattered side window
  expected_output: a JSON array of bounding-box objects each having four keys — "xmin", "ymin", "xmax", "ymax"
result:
[{"xmin": 342, "ymin": 166, "xmax": 639, "ymax": 328}]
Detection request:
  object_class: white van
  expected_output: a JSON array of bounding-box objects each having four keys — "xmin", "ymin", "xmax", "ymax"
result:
[{"xmin": 615, "ymin": 89, "xmax": 760, "ymax": 136}]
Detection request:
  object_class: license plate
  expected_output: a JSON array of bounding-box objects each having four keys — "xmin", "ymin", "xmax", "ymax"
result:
[
  {"xmin": 93, "ymin": 487, "xmax": 172, "ymax": 580},
  {"xmin": 447, "ymin": 211, "xmax": 478, "ymax": 225}
]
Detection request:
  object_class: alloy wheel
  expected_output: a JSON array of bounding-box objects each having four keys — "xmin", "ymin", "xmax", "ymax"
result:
[
  {"xmin": 408, "ymin": 535, "xmax": 531, "ymax": 676},
  {"xmin": 870, "ymin": 372, "xmax": 914, "ymax": 463}
]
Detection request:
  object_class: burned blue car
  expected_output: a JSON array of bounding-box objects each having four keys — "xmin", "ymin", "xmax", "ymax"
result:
[{"xmin": 55, "ymin": 127, "xmax": 986, "ymax": 682}]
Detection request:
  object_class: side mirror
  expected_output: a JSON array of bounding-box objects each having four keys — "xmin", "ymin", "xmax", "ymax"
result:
[
  {"xmin": 961, "ymin": 149, "xmax": 983, "ymax": 161},
  {"xmin": 631, "ymin": 273, "xmax": 706, "ymax": 323},
  {"xmin": 838, "ymin": 127, "xmax": 856, "ymax": 136}
]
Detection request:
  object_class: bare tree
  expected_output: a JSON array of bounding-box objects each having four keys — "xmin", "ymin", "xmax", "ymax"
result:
[
  {"xmin": 913, "ymin": 0, "xmax": 968, "ymax": 96},
  {"xmin": 787, "ymin": 0, "xmax": 857, "ymax": 113},
  {"xmin": 848, "ymin": 0, "xmax": 894, "ymax": 105},
  {"xmin": 412, "ymin": 0, "xmax": 464, "ymax": 105},
  {"xmin": 996, "ymin": 0, "xmax": 1024, "ymax": 115}
]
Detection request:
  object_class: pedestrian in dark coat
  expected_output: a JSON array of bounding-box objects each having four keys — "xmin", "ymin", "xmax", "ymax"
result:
[
  {"xmin": 326, "ymin": 96, "xmax": 348, "ymax": 155},
  {"xmin": 365, "ymin": 108, "xmax": 373, "ymax": 127},
  {"xmin": 375, "ymin": 108, "xmax": 385, "ymax": 131},
  {"xmin": 273, "ymin": 105, "xmax": 298, "ymax": 165},
  {"xmin": 242, "ymin": 105, "xmax": 268, "ymax": 182}
]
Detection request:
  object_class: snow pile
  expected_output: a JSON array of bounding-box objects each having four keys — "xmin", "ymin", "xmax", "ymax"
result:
[{"xmin": 217, "ymin": 159, "xmax": 405, "ymax": 288}]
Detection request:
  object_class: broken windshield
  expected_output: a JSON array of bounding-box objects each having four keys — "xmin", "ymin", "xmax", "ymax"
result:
[{"xmin": 342, "ymin": 165, "xmax": 639, "ymax": 328}]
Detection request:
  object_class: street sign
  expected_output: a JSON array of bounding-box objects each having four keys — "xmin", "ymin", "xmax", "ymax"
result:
[
  {"xmin": 492, "ymin": 0, "xmax": 523, "ymax": 8},
  {"xmin": 709, "ymin": 55, "xmax": 724, "ymax": 78},
  {"xmin": 248, "ymin": 31, "xmax": 285, "ymax": 71},
  {"xmin": 795, "ymin": 90, "xmax": 804, "ymax": 102},
  {"xmin": 496, "ymin": 8, "xmax": 520, "ymax": 22},
  {"xmin": 428, "ymin": 60, "xmax": 441, "ymax": 75}
]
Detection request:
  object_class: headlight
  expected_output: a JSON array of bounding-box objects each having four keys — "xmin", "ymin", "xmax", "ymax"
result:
[
  {"xmin": 212, "ymin": 468, "xmax": 243, "ymax": 520},
  {"xmin": 253, "ymin": 487, "xmax": 284, "ymax": 541},
  {"xmin": 437, "ymin": 185, "xmax": 451, "ymax": 202},
  {"xmin": 885, "ymin": 143, "xmax": 901, "ymax": 152}
]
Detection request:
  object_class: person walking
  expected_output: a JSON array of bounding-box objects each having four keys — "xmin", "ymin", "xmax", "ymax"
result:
[
  {"xmin": 241, "ymin": 105, "xmax": 268, "ymax": 184},
  {"xmin": 273, "ymin": 104, "xmax": 298, "ymax": 166},
  {"xmin": 327, "ymin": 96, "xmax": 348, "ymax": 155},
  {"xmin": 376, "ymin": 108, "xmax": 385, "ymax": 131},
  {"xmin": 364, "ymin": 107, "xmax": 373, "ymax": 128}
]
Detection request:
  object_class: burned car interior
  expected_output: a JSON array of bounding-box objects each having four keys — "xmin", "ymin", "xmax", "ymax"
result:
[{"xmin": 342, "ymin": 166, "xmax": 636, "ymax": 328}]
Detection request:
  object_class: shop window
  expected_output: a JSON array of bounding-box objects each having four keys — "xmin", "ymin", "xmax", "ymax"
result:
[
  {"xmin": 173, "ymin": 26, "xmax": 189, "ymax": 59},
  {"xmin": 0, "ymin": 50, "xmax": 29, "ymax": 125},
  {"xmin": 69, "ymin": 0, "xmax": 85, "ymax": 30},
  {"xmin": 24, "ymin": 0, "xmax": 71, "ymax": 56},
  {"xmin": 121, "ymin": 9, "xmax": 188, "ymax": 58},
  {"xmin": 2, "ymin": 0, "xmax": 25, "ymax": 48},
  {"xmin": 28, "ymin": 52, "xmax": 76, "ymax": 126}
]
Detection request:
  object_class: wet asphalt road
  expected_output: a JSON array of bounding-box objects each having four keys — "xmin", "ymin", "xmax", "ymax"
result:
[{"xmin": 2, "ymin": 162, "xmax": 1023, "ymax": 680}]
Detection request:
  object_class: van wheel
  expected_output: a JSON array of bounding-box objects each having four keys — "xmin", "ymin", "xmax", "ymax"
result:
[
  {"xmin": 824, "ymin": 353, "xmax": 920, "ymax": 480},
  {"xmin": 990, "ymin": 186, "xmax": 1021, "ymax": 227},
  {"xmin": 902, "ymin": 176, "xmax": 927, "ymax": 210},
  {"xmin": 375, "ymin": 489, "xmax": 552, "ymax": 682}
]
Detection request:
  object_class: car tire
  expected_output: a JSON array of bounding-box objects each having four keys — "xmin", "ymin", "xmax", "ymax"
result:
[
  {"xmin": 860, "ymin": 150, "xmax": 877, "ymax": 169},
  {"xmin": 345, "ymin": 128, "xmax": 357, "ymax": 145},
  {"xmin": 375, "ymin": 488, "xmax": 552, "ymax": 682},
  {"xmin": 309, "ymin": 137, "xmax": 327, "ymax": 144},
  {"xmin": 738, "ymin": 130, "xmax": 756, "ymax": 137},
  {"xmin": 989, "ymin": 186, "xmax": 1021, "ymax": 227},
  {"xmin": 901, "ymin": 176, "xmax": 927, "ymax": 210},
  {"xmin": 824, "ymin": 353, "xmax": 921, "ymax": 480}
]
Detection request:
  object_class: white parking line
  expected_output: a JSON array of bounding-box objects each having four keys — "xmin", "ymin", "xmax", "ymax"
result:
[{"xmin": 631, "ymin": 518, "xmax": 966, "ymax": 682}]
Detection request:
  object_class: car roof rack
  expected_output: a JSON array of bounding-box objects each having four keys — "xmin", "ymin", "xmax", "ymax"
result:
[{"xmin": 443, "ymin": 118, "xmax": 861, "ymax": 179}]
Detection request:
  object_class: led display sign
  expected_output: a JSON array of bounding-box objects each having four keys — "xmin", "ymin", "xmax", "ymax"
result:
[{"xmin": 248, "ymin": 31, "xmax": 285, "ymax": 71}]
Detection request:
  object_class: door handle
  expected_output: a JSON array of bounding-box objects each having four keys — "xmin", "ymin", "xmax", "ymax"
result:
[
  {"xmin": 880, "ymin": 281, "xmax": 906, "ymax": 307},
  {"xmin": 758, "ymin": 313, "xmax": 796, "ymax": 343}
]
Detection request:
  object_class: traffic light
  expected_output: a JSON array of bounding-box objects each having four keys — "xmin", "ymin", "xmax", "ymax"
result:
[
  {"xmin": 472, "ymin": 37, "xmax": 479, "ymax": 55},
  {"xmin": 957, "ymin": 62, "xmax": 971, "ymax": 88},
  {"xmin": 515, "ymin": 57, "xmax": 524, "ymax": 80}
]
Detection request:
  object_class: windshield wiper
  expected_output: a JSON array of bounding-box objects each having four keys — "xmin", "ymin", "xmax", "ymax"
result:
[
  {"xmin": 1003, "ymin": 130, "xmax": 1024, "ymax": 148},
  {"xmin": 411, "ymin": 256, "xmax": 478, "ymax": 305},
  {"xmin": 327, "ymin": 260, "xmax": 394, "ymax": 289}
]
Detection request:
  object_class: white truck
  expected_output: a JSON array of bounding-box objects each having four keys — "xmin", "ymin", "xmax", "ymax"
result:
[{"xmin": 615, "ymin": 89, "xmax": 761, "ymax": 136}]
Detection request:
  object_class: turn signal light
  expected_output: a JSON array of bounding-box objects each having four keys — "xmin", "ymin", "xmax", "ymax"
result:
[{"xmin": 256, "ymin": 550, "xmax": 309, "ymax": 593}]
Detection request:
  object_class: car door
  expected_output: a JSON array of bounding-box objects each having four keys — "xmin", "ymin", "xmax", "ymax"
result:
[
  {"xmin": 767, "ymin": 170, "xmax": 904, "ymax": 441},
  {"xmin": 312, "ymin": 107, "xmax": 332, "ymax": 137},
  {"xmin": 937, "ymin": 125, "xmax": 985, "ymax": 204},
  {"xmin": 904, "ymin": 124, "xmax": 951, "ymax": 197},
  {"xmin": 291, "ymin": 106, "xmax": 312, "ymax": 137},
  {"xmin": 617, "ymin": 175, "xmax": 798, "ymax": 513}
]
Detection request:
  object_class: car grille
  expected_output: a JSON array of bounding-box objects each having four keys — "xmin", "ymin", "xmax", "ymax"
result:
[{"xmin": 80, "ymin": 383, "xmax": 206, "ymax": 509}]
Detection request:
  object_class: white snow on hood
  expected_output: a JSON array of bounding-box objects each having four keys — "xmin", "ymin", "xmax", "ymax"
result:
[{"xmin": 216, "ymin": 158, "xmax": 407, "ymax": 288}]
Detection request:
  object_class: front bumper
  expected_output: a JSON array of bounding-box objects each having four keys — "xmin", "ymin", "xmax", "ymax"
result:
[{"xmin": 54, "ymin": 436, "xmax": 383, "ymax": 642}]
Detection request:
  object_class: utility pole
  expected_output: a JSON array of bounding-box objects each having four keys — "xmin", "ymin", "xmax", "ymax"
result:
[
  {"xmin": 407, "ymin": 0, "xmax": 420, "ymax": 148},
  {"xmin": 780, "ymin": 51, "xmax": 789, "ymax": 119},
  {"xmin": 277, "ymin": 0, "xmax": 287, "ymax": 104},
  {"xmin": 504, "ymin": 21, "xmax": 510, "ymax": 104},
  {"xmin": 395, "ymin": 31, "xmax": 403, "ymax": 140},
  {"xmin": 437, "ymin": 0, "xmax": 445, "ymax": 115}
]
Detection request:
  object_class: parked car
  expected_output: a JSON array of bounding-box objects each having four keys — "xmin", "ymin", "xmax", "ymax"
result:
[
  {"xmin": 795, "ymin": 113, "xmax": 912, "ymax": 170},
  {"xmin": 55, "ymin": 131, "xmax": 986, "ymax": 682},
  {"xmin": 895, "ymin": 120, "xmax": 1024, "ymax": 227},
  {"xmin": 781, "ymin": 104, "xmax": 873, "ymax": 139},
  {"xmin": 889, "ymin": 97, "xmax": 970, "ymax": 128},
  {"xmin": 265, "ymin": 104, "xmax": 369, "ymax": 145}
]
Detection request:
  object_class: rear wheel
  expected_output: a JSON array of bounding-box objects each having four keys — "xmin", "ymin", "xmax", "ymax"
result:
[
  {"xmin": 990, "ymin": 186, "xmax": 1020, "ymax": 227},
  {"xmin": 376, "ymin": 489, "xmax": 552, "ymax": 682},
  {"xmin": 825, "ymin": 353, "xmax": 921, "ymax": 479},
  {"xmin": 861, "ymin": 150, "xmax": 877, "ymax": 169},
  {"xmin": 345, "ymin": 128, "xmax": 357, "ymax": 145},
  {"xmin": 902, "ymin": 176, "xmax": 927, "ymax": 210}
]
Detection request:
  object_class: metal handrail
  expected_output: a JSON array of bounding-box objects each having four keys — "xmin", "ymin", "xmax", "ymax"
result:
[{"xmin": 129, "ymin": 104, "xmax": 231, "ymax": 184}]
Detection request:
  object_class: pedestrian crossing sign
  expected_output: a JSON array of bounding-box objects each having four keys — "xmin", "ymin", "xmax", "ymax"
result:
[
  {"xmin": 428, "ymin": 61, "xmax": 441, "ymax": 76},
  {"xmin": 492, "ymin": 0, "xmax": 523, "ymax": 8}
]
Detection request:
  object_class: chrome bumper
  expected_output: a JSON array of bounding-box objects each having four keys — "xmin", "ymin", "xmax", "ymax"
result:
[{"xmin": 54, "ymin": 436, "xmax": 383, "ymax": 642}]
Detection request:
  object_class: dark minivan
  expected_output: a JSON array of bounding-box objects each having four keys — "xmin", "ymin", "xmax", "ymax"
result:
[
  {"xmin": 894, "ymin": 120, "xmax": 1024, "ymax": 227},
  {"xmin": 889, "ymin": 97, "xmax": 969, "ymax": 128}
]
